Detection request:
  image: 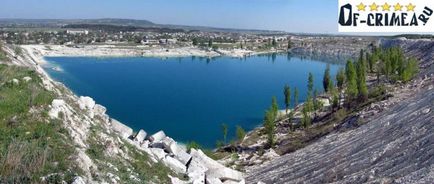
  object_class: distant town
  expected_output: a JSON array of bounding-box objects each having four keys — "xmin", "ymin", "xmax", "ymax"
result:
[{"xmin": 0, "ymin": 19, "xmax": 384, "ymax": 61}]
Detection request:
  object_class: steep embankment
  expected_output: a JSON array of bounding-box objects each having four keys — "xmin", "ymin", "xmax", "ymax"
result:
[
  {"xmin": 0, "ymin": 44, "xmax": 177, "ymax": 183},
  {"xmin": 247, "ymin": 83, "xmax": 433, "ymax": 183},
  {"xmin": 246, "ymin": 39, "xmax": 434, "ymax": 183}
]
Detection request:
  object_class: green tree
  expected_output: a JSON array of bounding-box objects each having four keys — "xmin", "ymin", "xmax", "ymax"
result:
[
  {"xmin": 235, "ymin": 125, "xmax": 246, "ymax": 142},
  {"xmin": 401, "ymin": 58, "xmax": 418, "ymax": 82},
  {"xmin": 192, "ymin": 38, "xmax": 198, "ymax": 46},
  {"xmin": 264, "ymin": 108, "xmax": 276, "ymax": 146},
  {"xmin": 272, "ymin": 38, "xmax": 277, "ymax": 47},
  {"xmin": 287, "ymin": 111, "xmax": 295, "ymax": 131},
  {"xmin": 356, "ymin": 52, "xmax": 368, "ymax": 101},
  {"xmin": 336, "ymin": 68, "xmax": 346, "ymax": 90},
  {"xmin": 301, "ymin": 105, "xmax": 311, "ymax": 128},
  {"xmin": 323, "ymin": 64, "xmax": 332, "ymax": 93},
  {"xmin": 368, "ymin": 52, "xmax": 378, "ymax": 73},
  {"xmin": 345, "ymin": 60, "xmax": 358, "ymax": 106},
  {"xmin": 308, "ymin": 72, "xmax": 314, "ymax": 96},
  {"xmin": 313, "ymin": 89, "xmax": 322, "ymax": 111},
  {"xmin": 283, "ymin": 85, "xmax": 291, "ymax": 113},
  {"xmin": 383, "ymin": 52, "xmax": 392, "ymax": 80},
  {"xmin": 287, "ymin": 39, "xmax": 292, "ymax": 50},
  {"xmin": 221, "ymin": 123, "xmax": 228, "ymax": 144},
  {"xmin": 294, "ymin": 87, "xmax": 299, "ymax": 106},
  {"xmin": 331, "ymin": 88, "xmax": 340, "ymax": 110},
  {"xmin": 208, "ymin": 39, "xmax": 213, "ymax": 48},
  {"xmin": 271, "ymin": 96, "xmax": 279, "ymax": 118}
]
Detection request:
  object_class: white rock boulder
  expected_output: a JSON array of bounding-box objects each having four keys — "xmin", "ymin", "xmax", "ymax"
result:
[
  {"xmin": 206, "ymin": 177, "xmax": 223, "ymax": 184},
  {"xmin": 205, "ymin": 167, "xmax": 244, "ymax": 183},
  {"xmin": 134, "ymin": 129, "xmax": 147, "ymax": 143},
  {"xmin": 149, "ymin": 130, "xmax": 166, "ymax": 142},
  {"xmin": 318, "ymin": 98, "xmax": 331, "ymax": 107},
  {"xmin": 12, "ymin": 78, "xmax": 19, "ymax": 85},
  {"xmin": 71, "ymin": 176, "xmax": 86, "ymax": 184},
  {"xmin": 161, "ymin": 137, "xmax": 179, "ymax": 154},
  {"xmin": 175, "ymin": 150, "xmax": 192, "ymax": 166},
  {"xmin": 110, "ymin": 118, "xmax": 133, "ymax": 139},
  {"xmin": 163, "ymin": 156, "xmax": 187, "ymax": 174},
  {"xmin": 93, "ymin": 104, "xmax": 107, "ymax": 116},
  {"xmin": 150, "ymin": 148, "xmax": 166, "ymax": 160},
  {"xmin": 78, "ymin": 96, "xmax": 95, "ymax": 110},
  {"xmin": 188, "ymin": 170, "xmax": 206, "ymax": 184},
  {"xmin": 190, "ymin": 149, "xmax": 224, "ymax": 170},
  {"xmin": 48, "ymin": 99, "xmax": 65, "ymax": 119},
  {"xmin": 23, "ymin": 76, "xmax": 32, "ymax": 82}
]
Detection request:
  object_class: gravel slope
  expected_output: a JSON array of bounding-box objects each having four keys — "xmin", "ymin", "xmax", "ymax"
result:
[{"xmin": 247, "ymin": 83, "xmax": 434, "ymax": 184}]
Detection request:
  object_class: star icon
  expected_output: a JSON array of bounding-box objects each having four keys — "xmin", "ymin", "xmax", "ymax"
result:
[
  {"xmin": 357, "ymin": 2, "xmax": 366, "ymax": 11},
  {"xmin": 382, "ymin": 3, "xmax": 391, "ymax": 11},
  {"xmin": 394, "ymin": 3, "xmax": 403, "ymax": 11},
  {"xmin": 370, "ymin": 3, "xmax": 379, "ymax": 11},
  {"xmin": 406, "ymin": 3, "xmax": 416, "ymax": 11}
]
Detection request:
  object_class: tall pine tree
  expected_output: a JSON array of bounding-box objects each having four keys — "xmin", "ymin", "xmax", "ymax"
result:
[
  {"xmin": 357, "ymin": 50, "xmax": 368, "ymax": 101},
  {"xmin": 323, "ymin": 64, "xmax": 333, "ymax": 93},
  {"xmin": 284, "ymin": 85, "xmax": 291, "ymax": 113},
  {"xmin": 345, "ymin": 60, "xmax": 358, "ymax": 107}
]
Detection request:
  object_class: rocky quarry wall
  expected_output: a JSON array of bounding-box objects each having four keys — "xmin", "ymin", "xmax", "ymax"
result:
[{"xmin": 49, "ymin": 95, "xmax": 245, "ymax": 184}]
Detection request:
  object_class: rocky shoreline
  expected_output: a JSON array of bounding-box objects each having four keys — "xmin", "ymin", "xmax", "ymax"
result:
[
  {"xmin": 51, "ymin": 96, "xmax": 245, "ymax": 184},
  {"xmin": 21, "ymin": 44, "xmax": 283, "ymax": 60},
  {"xmin": 12, "ymin": 44, "xmax": 247, "ymax": 183}
]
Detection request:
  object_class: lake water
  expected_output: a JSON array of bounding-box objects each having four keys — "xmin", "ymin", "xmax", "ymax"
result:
[{"xmin": 44, "ymin": 54, "xmax": 342, "ymax": 148}]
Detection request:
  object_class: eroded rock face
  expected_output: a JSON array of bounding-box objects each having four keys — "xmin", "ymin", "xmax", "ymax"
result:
[
  {"xmin": 246, "ymin": 87, "xmax": 434, "ymax": 184},
  {"xmin": 78, "ymin": 96, "xmax": 95, "ymax": 110},
  {"xmin": 49, "ymin": 99, "xmax": 65, "ymax": 119}
]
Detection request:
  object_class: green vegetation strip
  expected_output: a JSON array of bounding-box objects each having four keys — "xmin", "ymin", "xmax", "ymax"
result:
[{"xmin": 0, "ymin": 64, "xmax": 81, "ymax": 183}]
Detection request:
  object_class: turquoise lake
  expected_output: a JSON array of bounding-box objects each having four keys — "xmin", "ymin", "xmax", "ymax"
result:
[{"xmin": 44, "ymin": 54, "xmax": 342, "ymax": 148}]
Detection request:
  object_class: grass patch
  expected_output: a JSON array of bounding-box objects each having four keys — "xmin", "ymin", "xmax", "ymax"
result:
[
  {"xmin": 86, "ymin": 124, "xmax": 176, "ymax": 183},
  {"xmin": 0, "ymin": 64, "xmax": 80, "ymax": 183}
]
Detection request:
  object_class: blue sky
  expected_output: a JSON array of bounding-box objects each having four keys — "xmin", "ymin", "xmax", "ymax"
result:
[{"xmin": 0, "ymin": 0, "xmax": 338, "ymax": 33}]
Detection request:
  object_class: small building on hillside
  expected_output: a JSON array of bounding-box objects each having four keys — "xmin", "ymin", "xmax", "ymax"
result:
[{"xmin": 66, "ymin": 30, "xmax": 89, "ymax": 35}]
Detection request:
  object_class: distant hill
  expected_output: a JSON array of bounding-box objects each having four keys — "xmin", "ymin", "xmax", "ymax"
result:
[
  {"xmin": 0, "ymin": 18, "xmax": 285, "ymax": 34},
  {"xmin": 63, "ymin": 24, "xmax": 185, "ymax": 33},
  {"xmin": 0, "ymin": 18, "xmax": 155, "ymax": 28}
]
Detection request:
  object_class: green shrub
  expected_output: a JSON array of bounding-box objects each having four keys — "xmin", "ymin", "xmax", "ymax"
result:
[
  {"xmin": 186, "ymin": 141, "xmax": 201, "ymax": 152},
  {"xmin": 235, "ymin": 125, "xmax": 246, "ymax": 142}
]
